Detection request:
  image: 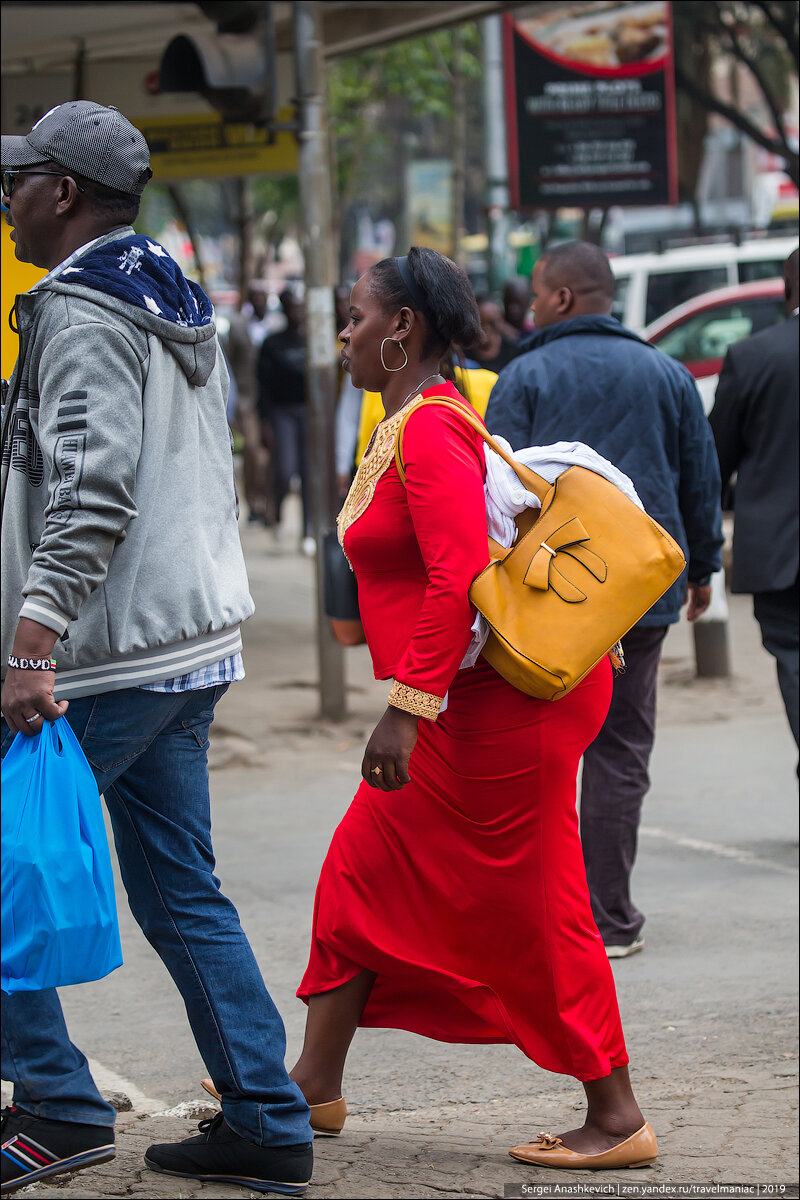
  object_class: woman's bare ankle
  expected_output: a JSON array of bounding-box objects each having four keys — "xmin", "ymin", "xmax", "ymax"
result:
[
  {"xmin": 289, "ymin": 1066, "xmax": 343, "ymax": 1106},
  {"xmin": 553, "ymin": 1112, "xmax": 644, "ymax": 1155}
]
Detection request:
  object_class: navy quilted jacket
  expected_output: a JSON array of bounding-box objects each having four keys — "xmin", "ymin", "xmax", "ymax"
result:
[{"xmin": 484, "ymin": 315, "xmax": 723, "ymax": 627}]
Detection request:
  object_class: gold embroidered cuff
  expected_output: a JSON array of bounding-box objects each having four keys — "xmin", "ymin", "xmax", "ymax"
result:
[{"xmin": 388, "ymin": 680, "xmax": 443, "ymax": 720}]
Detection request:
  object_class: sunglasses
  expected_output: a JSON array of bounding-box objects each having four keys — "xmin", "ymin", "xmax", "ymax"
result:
[{"xmin": 1, "ymin": 169, "xmax": 86, "ymax": 200}]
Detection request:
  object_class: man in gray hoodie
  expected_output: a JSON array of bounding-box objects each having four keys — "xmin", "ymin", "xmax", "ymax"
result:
[{"xmin": 1, "ymin": 102, "xmax": 312, "ymax": 1196}]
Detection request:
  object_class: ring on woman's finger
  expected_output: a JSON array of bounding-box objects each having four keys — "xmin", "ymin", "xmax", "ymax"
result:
[
  {"xmin": 26, "ymin": 713, "xmax": 41, "ymax": 724},
  {"xmin": 371, "ymin": 765, "xmax": 383, "ymax": 776}
]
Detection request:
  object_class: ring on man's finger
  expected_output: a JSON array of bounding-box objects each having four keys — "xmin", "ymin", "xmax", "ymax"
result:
[
  {"xmin": 371, "ymin": 765, "xmax": 383, "ymax": 776},
  {"xmin": 26, "ymin": 713, "xmax": 41, "ymax": 723}
]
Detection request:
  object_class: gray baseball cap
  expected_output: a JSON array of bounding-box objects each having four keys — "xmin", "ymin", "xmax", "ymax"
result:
[{"xmin": 1, "ymin": 100, "xmax": 152, "ymax": 195}]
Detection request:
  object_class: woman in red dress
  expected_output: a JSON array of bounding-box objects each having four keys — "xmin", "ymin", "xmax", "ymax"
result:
[{"xmin": 294, "ymin": 249, "xmax": 656, "ymax": 1170}]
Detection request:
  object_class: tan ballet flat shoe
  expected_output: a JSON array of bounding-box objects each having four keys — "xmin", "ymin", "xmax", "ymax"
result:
[
  {"xmin": 305, "ymin": 1096, "xmax": 347, "ymax": 1137},
  {"xmin": 200, "ymin": 1078, "xmax": 347, "ymax": 1137},
  {"xmin": 509, "ymin": 1122, "xmax": 658, "ymax": 1170},
  {"xmin": 201, "ymin": 1077, "xmax": 222, "ymax": 1102}
]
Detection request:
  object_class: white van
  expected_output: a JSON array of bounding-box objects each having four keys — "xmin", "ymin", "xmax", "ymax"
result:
[{"xmin": 610, "ymin": 236, "xmax": 796, "ymax": 332}]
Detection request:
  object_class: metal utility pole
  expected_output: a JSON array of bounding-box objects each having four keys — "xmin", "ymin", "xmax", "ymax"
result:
[
  {"xmin": 693, "ymin": 569, "xmax": 731, "ymax": 678},
  {"xmin": 482, "ymin": 14, "xmax": 511, "ymax": 293},
  {"xmin": 293, "ymin": 1, "xmax": 347, "ymax": 720},
  {"xmin": 450, "ymin": 24, "xmax": 467, "ymax": 266}
]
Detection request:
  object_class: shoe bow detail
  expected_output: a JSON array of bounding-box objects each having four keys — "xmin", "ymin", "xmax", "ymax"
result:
[{"xmin": 534, "ymin": 1132, "xmax": 563, "ymax": 1150}]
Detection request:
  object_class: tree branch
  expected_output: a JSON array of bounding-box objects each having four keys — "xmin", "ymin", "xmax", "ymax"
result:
[
  {"xmin": 430, "ymin": 38, "xmax": 453, "ymax": 81},
  {"xmin": 724, "ymin": 17, "xmax": 788, "ymax": 146},
  {"xmin": 674, "ymin": 62, "xmax": 799, "ymax": 185},
  {"xmin": 330, "ymin": 61, "xmax": 383, "ymax": 238},
  {"xmin": 166, "ymin": 185, "xmax": 207, "ymax": 290},
  {"xmin": 751, "ymin": 1, "xmax": 799, "ymax": 60}
]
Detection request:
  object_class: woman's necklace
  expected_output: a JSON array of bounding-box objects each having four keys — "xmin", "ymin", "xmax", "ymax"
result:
[
  {"xmin": 400, "ymin": 374, "xmax": 443, "ymax": 408},
  {"xmin": 398, "ymin": 373, "xmax": 444, "ymax": 410}
]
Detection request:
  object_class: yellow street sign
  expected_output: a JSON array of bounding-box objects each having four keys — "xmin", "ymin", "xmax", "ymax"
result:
[
  {"xmin": 2, "ymin": 223, "xmax": 45, "ymax": 379},
  {"xmin": 135, "ymin": 110, "xmax": 299, "ymax": 181},
  {"xmin": 1, "ymin": 109, "xmax": 299, "ymax": 377}
]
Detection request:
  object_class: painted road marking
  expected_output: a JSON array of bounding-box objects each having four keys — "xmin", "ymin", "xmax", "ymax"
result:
[
  {"xmin": 641, "ymin": 826, "xmax": 798, "ymax": 876},
  {"xmin": 87, "ymin": 1058, "xmax": 166, "ymax": 1114}
]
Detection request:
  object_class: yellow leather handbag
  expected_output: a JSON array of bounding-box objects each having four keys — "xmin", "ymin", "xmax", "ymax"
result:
[{"xmin": 395, "ymin": 397, "xmax": 686, "ymax": 701}]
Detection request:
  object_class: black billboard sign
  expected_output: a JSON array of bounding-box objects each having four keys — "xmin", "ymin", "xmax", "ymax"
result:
[{"xmin": 505, "ymin": 1, "xmax": 678, "ymax": 209}]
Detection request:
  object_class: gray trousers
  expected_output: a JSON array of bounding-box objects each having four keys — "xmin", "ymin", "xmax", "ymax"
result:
[
  {"xmin": 271, "ymin": 404, "xmax": 310, "ymax": 537},
  {"xmin": 580, "ymin": 624, "xmax": 668, "ymax": 947},
  {"xmin": 753, "ymin": 578, "xmax": 799, "ymax": 751}
]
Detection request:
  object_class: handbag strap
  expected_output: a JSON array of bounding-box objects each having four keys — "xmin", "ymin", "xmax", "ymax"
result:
[{"xmin": 393, "ymin": 395, "xmax": 552, "ymax": 503}]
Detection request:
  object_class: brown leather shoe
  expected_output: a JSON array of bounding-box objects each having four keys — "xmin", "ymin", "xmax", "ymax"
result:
[
  {"xmin": 509, "ymin": 1122, "xmax": 658, "ymax": 1169},
  {"xmin": 200, "ymin": 1078, "xmax": 347, "ymax": 1137}
]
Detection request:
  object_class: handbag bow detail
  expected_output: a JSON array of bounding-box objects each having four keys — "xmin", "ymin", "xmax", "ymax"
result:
[{"xmin": 523, "ymin": 517, "xmax": 608, "ymax": 603}]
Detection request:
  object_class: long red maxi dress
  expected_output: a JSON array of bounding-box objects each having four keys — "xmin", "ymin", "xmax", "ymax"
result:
[{"xmin": 298, "ymin": 383, "xmax": 629, "ymax": 1082}]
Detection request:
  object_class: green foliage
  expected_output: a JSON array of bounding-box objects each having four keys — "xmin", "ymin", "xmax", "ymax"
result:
[
  {"xmin": 249, "ymin": 175, "xmax": 300, "ymax": 245},
  {"xmin": 328, "ymin": 26, "xmax": 483, "ymax": 127},
  {"xmin": 326, "ymin": 24, "xmax": 484, "ymax": 225}
]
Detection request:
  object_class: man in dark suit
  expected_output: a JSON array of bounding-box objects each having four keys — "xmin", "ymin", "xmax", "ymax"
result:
[{"xmin": 710, "ymin": 248, "xmax": 799, "ymax": 753}]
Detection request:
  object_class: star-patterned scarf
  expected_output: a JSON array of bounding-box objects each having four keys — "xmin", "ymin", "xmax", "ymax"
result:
[{"xmin": 54, "ymin": 234, "xmax": 213, "ymax": 328}]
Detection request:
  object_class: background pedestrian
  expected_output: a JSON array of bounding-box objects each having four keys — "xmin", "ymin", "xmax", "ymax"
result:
[
  {"xmin": 501, "ymin": 276, "xmax": 533, "ymax": 341},
  {"xmin": 710, "ymin": 247, "xmax": 799, "ymax": 756},
  {"xmin": 470, "ymin": 295, "xmax": 522, "ymax": 373},
  {"xmin": 257, "ymin": 289, "xmax": 313, "ymax": 553},
  {"xmin": 485, "ymin": 240, "xmax": 723, "ymax": 958},
  {"xmin": 226, "ymin": 281, "xmax": 279, "ymax": 525}
]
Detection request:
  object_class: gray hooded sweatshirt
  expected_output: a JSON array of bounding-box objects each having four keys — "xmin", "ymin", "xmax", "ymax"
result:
[{"xmin": 1, "ymin": 227, "xmax": 254, "ymax": 699}]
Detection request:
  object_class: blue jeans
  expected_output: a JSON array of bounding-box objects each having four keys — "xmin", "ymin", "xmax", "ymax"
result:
[{"xmin": 1, "ymin": 686, "xmax": 311, "ymax": 1147}]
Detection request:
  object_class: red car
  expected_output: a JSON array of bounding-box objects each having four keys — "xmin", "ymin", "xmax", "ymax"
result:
[{"xmin": 643, "ymin": 278, "xmax": 787, "ymax": 413}]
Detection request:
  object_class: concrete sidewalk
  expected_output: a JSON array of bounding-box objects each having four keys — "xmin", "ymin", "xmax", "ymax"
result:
[{"xmin": 7, "ymin": 509, "xmax": 799, "ymax": 1199}]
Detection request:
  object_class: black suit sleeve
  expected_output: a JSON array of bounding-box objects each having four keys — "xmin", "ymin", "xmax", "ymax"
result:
[{"xmin": 709, "ymin": 346, "xmax": 746, "ymax": 492}]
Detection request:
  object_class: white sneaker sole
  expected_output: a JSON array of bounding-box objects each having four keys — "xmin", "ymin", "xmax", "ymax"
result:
[{"xmin": 606, "ymin": 937, "xmax": 645, "ymax": 959}]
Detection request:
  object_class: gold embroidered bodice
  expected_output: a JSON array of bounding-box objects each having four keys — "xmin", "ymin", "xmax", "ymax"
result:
[
  {"xmin": 337, "ymin": 395, "xmax": 427, "ymax": 550},
  {"xmin": 334, "ymin": 392, "xmax": 457, "ymax": 721}
]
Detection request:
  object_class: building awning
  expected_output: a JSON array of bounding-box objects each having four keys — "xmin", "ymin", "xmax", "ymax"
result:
[{"xmin": 2, "ymin": 2, "xmax": 514, "ymax": 73}]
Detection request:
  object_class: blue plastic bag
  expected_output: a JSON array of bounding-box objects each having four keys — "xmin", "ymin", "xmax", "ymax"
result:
[{"xmin": 1, "ymin": 718, "xmax": 122, "ymax": 993}]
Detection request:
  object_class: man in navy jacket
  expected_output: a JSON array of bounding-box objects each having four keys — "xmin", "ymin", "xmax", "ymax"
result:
[{"xmin": 485, "ymin": 241, "xmax": 723, "ymax": 957}]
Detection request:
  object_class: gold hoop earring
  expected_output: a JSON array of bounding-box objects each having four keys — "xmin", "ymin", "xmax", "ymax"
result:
[{"xmin": 380, "ymin": 337, "xmax": 408, "ymax": 372}]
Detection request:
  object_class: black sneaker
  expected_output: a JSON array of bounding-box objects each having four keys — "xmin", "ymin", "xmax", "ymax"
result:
[
  {"xmin": 145, "ymin": 1112, "xmax": 313, "ymax": 1195},
  {"xmin": 1, "ymin": 1105, "xmax": 115, "ymax": 1195}
]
